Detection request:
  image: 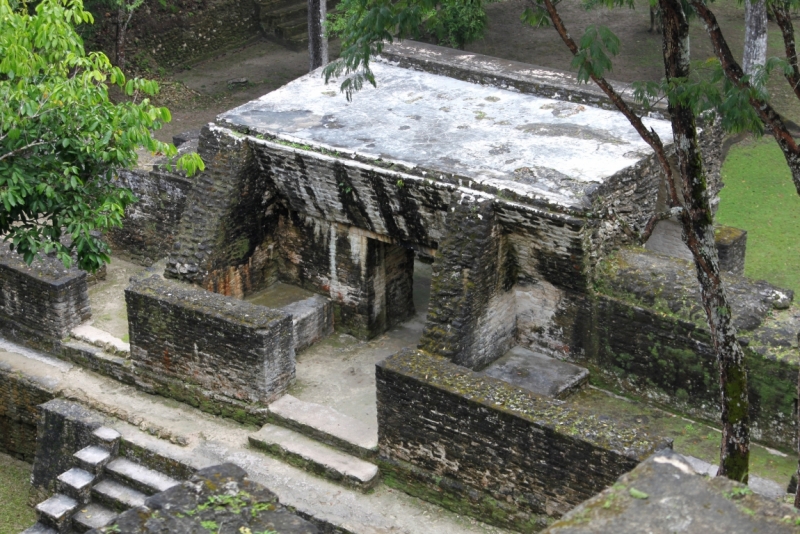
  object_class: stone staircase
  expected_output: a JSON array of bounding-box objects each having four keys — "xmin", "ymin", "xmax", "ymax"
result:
[
  {"xmin": 249, "ymin": 394, "xmax": 381, "ymax": 492},
  {"xmin": 255, "ymin": 0, "xmax": 337, "ymax": 51},
  {"xmin": 25, "ymin": 426, "xmax": 180, "ymax": 534}
]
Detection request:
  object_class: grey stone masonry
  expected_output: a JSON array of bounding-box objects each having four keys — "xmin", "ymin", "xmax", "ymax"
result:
[
  {"xmin": 545, "ymin": 449, "xmax": 800, "ymax": 533},
  {"xmin": 0, "ymin": 243, "xmax": 90, "ymax": 342},
  {"xmin": 31, "ymin": 399, "xmax": 106, "ymax": 503},
  {"xmin": 376, "ymin": 349, "xmax": 671, "ymax": 532},
  {"xmin": 418, "ymin": 194, "xmax": 515, "ymax": 369},
  {"xmin": 165, "ymin": 126, "xmax": 282, "ymax": 299},
  {"xmin": 126, "ymin": 274, "xmax": 295, "ymax": 404},
  {"xmin": 106, "ymin": 168, "xmax": 194, "ymax": 266},
  {"xmin": 91, "ymin": 463, "xmax": 318, "ymax": 534}
]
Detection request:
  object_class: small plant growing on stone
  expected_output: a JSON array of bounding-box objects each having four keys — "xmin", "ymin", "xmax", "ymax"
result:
[{"xmin": 396, "ymin": 179, "xmax": 404, "ymax": 188}]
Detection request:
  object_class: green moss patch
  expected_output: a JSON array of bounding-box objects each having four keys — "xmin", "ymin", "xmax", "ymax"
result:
[{"xmin": 0, "ymin": 453, "xmax": 35, "ymax": 534}]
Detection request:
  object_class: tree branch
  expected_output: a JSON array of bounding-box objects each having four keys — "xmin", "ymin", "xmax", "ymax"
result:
[
  {"xmin": 537, "ymin": 0, "xmax": 683, "ymax": 217},
  {"xmin": 0, "ymin": 140, "xmax": 48, "ymax": 162},
  {"xmin": 769, "ymin": 0, "xmax": 800, "ymax": 102},
  {"xmin": 690, "ymin": 0, "xmax": 800, "ymax": 196}
]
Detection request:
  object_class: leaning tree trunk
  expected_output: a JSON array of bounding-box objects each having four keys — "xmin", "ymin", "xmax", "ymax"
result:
[
  {"xmin": 743, "ymin": 0, "xmax": 768, "ymax": 76},
  {"xmin": 660, "ymin": 0, "xmax": 750, "ymax": 483},
  {"xmin": 539, "ymin": 0, "xmax": 751, "ymax": 482}
]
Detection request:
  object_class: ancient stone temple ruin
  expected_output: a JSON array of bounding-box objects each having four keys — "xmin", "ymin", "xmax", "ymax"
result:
[{"xmin": 2, "ymin": 41, "xmax": 800, "ymax": 533}]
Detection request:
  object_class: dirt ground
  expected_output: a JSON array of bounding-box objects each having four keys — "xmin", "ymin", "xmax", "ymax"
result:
[{"xmin": 150, "ymin": 0, "xmax": 800, "ymax": 142}]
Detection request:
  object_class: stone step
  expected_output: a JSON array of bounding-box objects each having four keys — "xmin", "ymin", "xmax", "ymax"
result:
[
  {"xmin": 249, "ymin": 424, "xmax": 380, "ymax": 492},
  {"xmin": 92, "ymin": 479, "xmax": 148, "ymax": 512},
  {"xmin": 105, "ymin": 458, "xmax": 180, "ymax": 496},
  {"xmin": 74, "ymin": 445, "xmax": 112, "ymax": 475},
  {"xmin": 71, "ymin": 323, "xmax": 130, "ymax": 357},
  {"xmin": 92, "ymin": 426, "xmax": 122, "ymax": 455},
  {"xmin": 256, "ymin": 0, "xmax": 303, "ymax": 15},
  {"xmin": 262, "ymin": 2, "xmax": 307, "ymax": 25},
  {"xmin": 35, "ymin": 493, "xmax": 78, "ymax": 534},
  {"xmin": 56, "ymin": 468, "xmax": 95, "ymax": 504},
  {"xmin": 276, "ymin": 18, "xmax": 309, "ymax": 39},
  {"xmin": 269, "ymin": 394, "xmax": 378, "ymax": 459},
  {"xmin": 72, "ymin": 503, "xmax": 118, "ymax": 533},
  {"xmin": 21, "ymin": 522, "xmax": 57, "ymax": 534}
]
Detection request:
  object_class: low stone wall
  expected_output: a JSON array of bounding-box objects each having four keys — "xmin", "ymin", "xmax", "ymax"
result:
[
  {"xmin": 282, "ymin": 295, "xmax": 334, "ymax": 352},
  {"xmin": 0, "ymin": 244, "xmax": 90, "ymax": 346},
  {"xmin": 126, "ymin": 273, "xmax": 295, "ymax": 405},
  {"xmin": 0, "ymin": 364, "xmax": 56, "ymax": 462},
  {"xmin": 376, "ymin": 349, "xmax": 670, "ymax": 532}
]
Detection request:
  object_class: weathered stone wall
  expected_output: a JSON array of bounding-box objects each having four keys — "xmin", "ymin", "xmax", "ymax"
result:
[
  {"xmin": 126, "ymin": 273, "xmax": 295, "ymax": 404},
  {"xmin": 0, "ymin": 365, "xmax": 56, "ymax": 462},
  {"xmin": 282, "ymin": 295, "xmax": 334, "ymax": 352},
  {"xmin": 106, "ymin": 168, "xmax": 194, "ymax": 266},
  {"xmin": 275, "ymin": 212, "xmax": 416, "ymax": 338},
  {"xmin": 0, "ymin": 244, "xmax": 90, "ymax": 342},
  {"xmin": 88, "ymin": 0, "xmax": 261, "ymax": 71},
  {"xmin": 419, "ymin": 195, "xmax": 516, "ymax": 369},
  {"xmin": 166, "ymin": 127, "xmax": 282, "ymax": 297},
  {"xmin": 376, "ymin": 349, "xmax": 671, "ymax": 533}
]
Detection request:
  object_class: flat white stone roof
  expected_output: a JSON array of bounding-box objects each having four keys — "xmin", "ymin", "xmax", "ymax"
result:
[{"xmin": 218, "ymin": 59, "xmax": 674, "ymax": 208}]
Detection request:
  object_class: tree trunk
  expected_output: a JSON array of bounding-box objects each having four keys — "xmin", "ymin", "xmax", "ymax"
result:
[
  {"xmin": 539, "ymin": 0, "xmax": 751, "ymax": 482},
  {"xmin": 743, "ymin": 0, "xmax": 768, "ymax": 76},
  {"xmin": 115, "ymin": 4, "xmax": 126, "ymax": 71},
  {"xmin": 308, "ymin": 0, "xmax": 328, "ymax": 71},
  {"xmin": 796, "ymin": 348, "xmax": 800, "ymax": 508},
  {"xmin": 660, "ymin": 0, "xmax": 750, "ymax": 483}
]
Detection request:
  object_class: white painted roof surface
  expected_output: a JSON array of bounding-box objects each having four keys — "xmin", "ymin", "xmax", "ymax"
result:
[{"xmin": 218, "ymin": 61, "xmax": 674, "ymax": 208}]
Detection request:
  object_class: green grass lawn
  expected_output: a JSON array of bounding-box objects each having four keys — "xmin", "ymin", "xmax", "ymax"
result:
[
  {"xmin": 0, "ymin": 453, "xmax": 35, "ymax": 534},
  {"xmin": 716, "ymin": 136, "xmax": 800, "ymax": 295}
]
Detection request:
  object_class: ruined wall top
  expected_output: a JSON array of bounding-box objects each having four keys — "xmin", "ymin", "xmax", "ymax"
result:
[{"xmin": 216, "ymin": 42, "xmax": 674, "ymax": 211}]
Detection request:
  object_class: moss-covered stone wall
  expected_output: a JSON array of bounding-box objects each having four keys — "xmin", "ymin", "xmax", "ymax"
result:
[
  {"xmin": 86, "ymin": 0, "xmax": 261, "ymax": 71},
  {"xmin": 535, "ymin": 248, "xmax": 800, "ymax": 450},
  {"xmin": 376, "ymin": 349, "xmax": 671, "ymax": 533}
]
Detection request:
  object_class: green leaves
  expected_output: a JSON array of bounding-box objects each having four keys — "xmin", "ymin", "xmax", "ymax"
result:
[
  {"xmin": 0, "ymin": 0, "xmax": 204, "ymax": 272},
  {"xmin": 572, "ymin": 25, "xmax": 621, "ymax": 82}
]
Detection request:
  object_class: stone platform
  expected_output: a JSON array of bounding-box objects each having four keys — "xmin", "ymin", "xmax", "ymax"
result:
[
  {"xmin": 480, "ymin": 346, "xmax": 589, "ymax": 399},
  {"xmin": 218, "ymin": 54, "xmax": 674, "ymax": 210}
]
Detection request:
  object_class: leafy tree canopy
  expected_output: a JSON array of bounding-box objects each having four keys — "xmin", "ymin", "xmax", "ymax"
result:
[{"xmin": 0, "ymin": 0, "xmax": 204, "ymax": 272}]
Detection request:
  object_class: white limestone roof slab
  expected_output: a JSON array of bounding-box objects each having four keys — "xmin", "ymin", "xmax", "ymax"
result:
[{"xmin": 218, "ymin": 61, "xmax": 674, "ymax": 208}]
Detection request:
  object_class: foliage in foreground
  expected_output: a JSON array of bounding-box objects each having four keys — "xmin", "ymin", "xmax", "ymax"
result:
[{"xmin": 0, "ymin": 0, "xmax": 204, "ymax": 272}]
